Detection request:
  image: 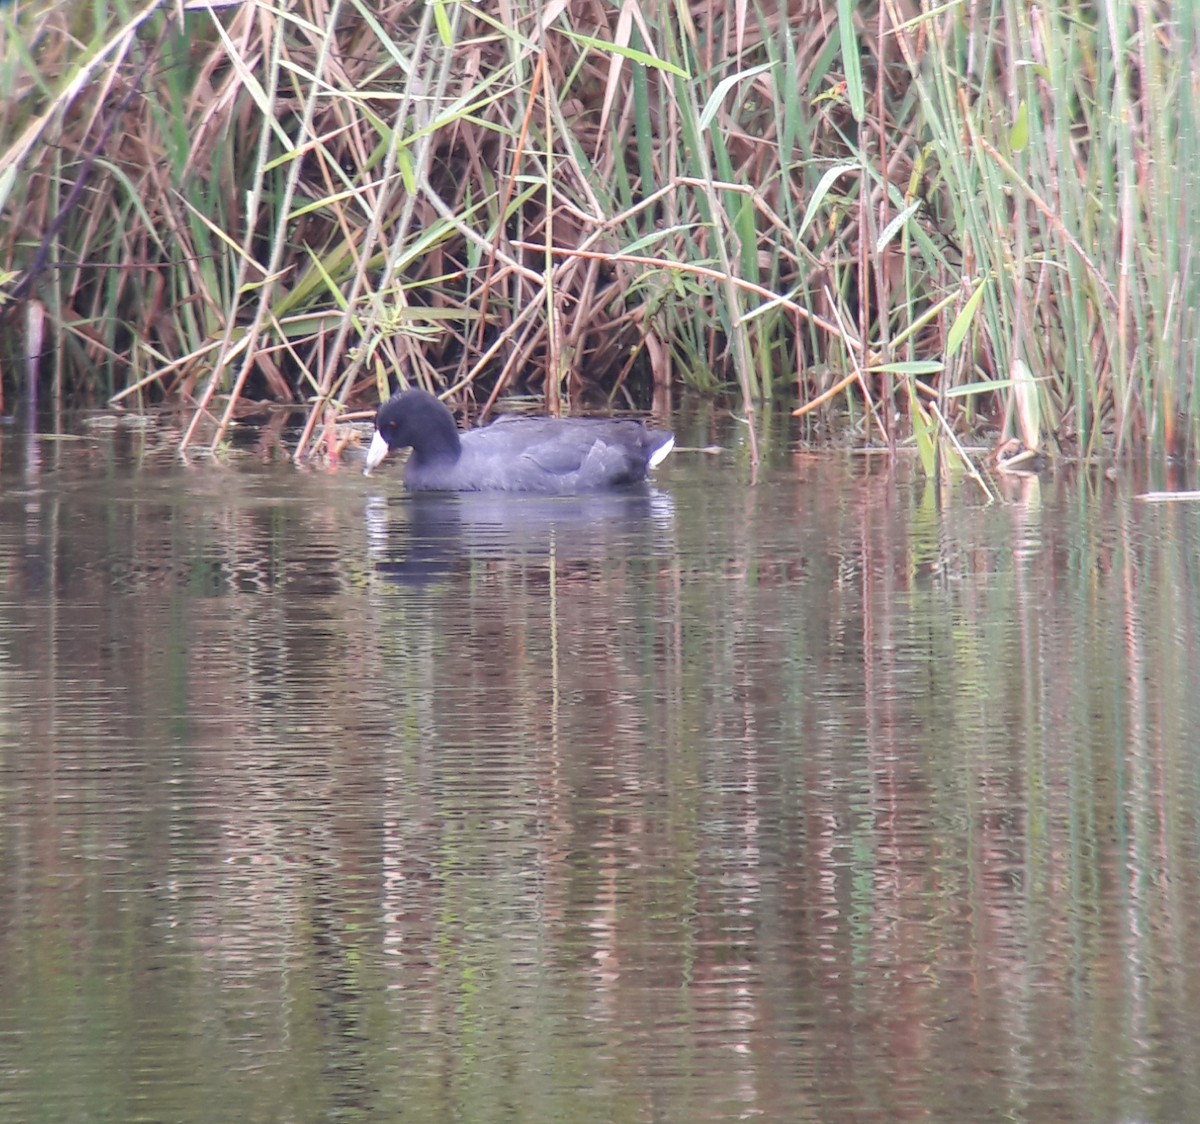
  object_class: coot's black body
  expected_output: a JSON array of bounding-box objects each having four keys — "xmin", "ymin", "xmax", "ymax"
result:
[{"xmin": 364, "ymin": 389, "xmax": 674, "ymax": 494}]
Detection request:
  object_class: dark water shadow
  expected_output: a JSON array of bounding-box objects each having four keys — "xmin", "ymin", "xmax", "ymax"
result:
[{"xmin": 364, "ymin": 488, "xmax": 676, "ymax": 585}]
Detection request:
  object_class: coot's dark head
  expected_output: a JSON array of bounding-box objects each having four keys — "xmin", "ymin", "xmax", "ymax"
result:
[{"xmin": 365, "ymin": 389, "xmax": 461, "ymax": 474}]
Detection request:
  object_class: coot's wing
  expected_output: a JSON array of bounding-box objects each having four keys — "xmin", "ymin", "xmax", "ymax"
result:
[
  {"xmin": 518, "ymin": 424, "xmax": 648, "ymax": 488},
  {"xmin": 463, "ymin": 417, "xmax": 664, "ymax": 492},
  {"xmin": 470, "ymin": 418, "xmax": 601, "ymax": 474}
]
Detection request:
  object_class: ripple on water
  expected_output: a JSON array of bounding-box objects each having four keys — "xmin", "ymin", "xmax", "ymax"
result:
[{"xmin": 2, "ymin": 446, "xmax": 1200, "ymax": 1120}]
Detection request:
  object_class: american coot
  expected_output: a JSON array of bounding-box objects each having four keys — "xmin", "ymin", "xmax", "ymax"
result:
[{"xmin": 363, "ymin": 388, "xmax": 675, "ymax": 493}]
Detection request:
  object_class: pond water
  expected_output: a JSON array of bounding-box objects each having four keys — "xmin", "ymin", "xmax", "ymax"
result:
[{"xmin": 2, "ymin": 411, "xmax": 1200, "ymax": 1122}]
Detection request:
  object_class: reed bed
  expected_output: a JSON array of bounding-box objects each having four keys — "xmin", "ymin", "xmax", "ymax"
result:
[{"xmin": 0, "ymin": 0, "xmax": 1197, "ymax": 462}]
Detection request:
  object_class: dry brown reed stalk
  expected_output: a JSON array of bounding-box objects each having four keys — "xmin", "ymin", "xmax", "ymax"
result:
[{"xmin": 1, "ymin": 0, "xmax": 1197, "ymax": 461}]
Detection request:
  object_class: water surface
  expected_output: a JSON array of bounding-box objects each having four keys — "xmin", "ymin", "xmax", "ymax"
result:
[{"xmin": 1, "ymin": 418, "xmax": 1199, "ymax": 1122}]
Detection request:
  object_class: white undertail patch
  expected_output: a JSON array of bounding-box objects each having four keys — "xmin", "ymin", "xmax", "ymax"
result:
[{"xmin": 648, "ymin": 435, "xmax": 675, "ymax": 469}]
